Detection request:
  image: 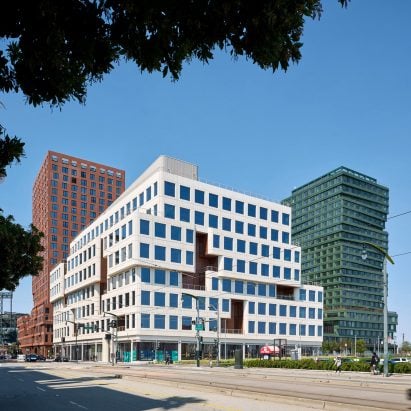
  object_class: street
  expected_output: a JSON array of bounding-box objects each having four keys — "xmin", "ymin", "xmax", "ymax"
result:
[{"xmin": 1, "ymin": 362, "xmax": 410, "ymax": 411}]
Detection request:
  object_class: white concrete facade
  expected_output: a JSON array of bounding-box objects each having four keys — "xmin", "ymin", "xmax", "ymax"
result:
[{"xmin": 51, "ymin": 156, "xmax": 323, "ymax": 362}]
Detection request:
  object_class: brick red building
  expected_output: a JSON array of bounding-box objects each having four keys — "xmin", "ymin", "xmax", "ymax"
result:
[{"xmin": 17, "ymin": 151, "xmax": 125, "ymax": 356}]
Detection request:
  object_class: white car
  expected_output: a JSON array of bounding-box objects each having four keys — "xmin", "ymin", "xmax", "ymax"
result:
[{"xmin": 389, "ymin": 357, "xmax": 409, "ymax": 364}]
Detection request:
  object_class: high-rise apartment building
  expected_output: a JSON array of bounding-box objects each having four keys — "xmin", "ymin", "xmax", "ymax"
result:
[
  {"xmin": 50, "ymin": 156, "xmax": 323, "ymax": 363},
  {"xmin": 283, "ymin": 167, "xmax": 398, "ymax": 350},
  {"xmin": 17, "ymin": 151, "xmax": 125, "ymax": 356}
]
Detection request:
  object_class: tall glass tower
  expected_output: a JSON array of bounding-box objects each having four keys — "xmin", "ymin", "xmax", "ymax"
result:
[{"xmin": 283, "ymin": 167, "xmax": 397, "ymax": 350}]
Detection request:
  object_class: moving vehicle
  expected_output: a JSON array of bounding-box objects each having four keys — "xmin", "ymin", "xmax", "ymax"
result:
[{"xmin": 25, "ymin": 354, "xmax": 38, "ymax": 362}]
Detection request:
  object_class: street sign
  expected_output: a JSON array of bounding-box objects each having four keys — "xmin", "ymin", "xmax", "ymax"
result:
[{"xmin": 195, "ymin": 323, "xmax": 204, "ymax": 331}]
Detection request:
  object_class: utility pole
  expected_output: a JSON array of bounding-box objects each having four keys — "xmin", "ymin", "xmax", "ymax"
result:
[
  {"xmin": 104, "ymin": 311, "xmax": 119, "ymax": 365},
  {"xmin": 182, "ymin": 293, "xmax": 202, "ymax": 367},
  {"xmin": 209, "ymin": 303, "xmax": 220, "ymax": 367}
]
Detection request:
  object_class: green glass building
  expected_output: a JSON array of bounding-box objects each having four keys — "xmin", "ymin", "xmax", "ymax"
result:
[{"xmin": 283, "ymin": 167, "xmax": 397, "ymax": 351}]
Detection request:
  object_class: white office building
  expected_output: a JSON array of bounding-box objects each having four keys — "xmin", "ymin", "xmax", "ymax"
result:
[{"xmin": 51, "ymin": 156, "xmax": 323, "ymax": 363}]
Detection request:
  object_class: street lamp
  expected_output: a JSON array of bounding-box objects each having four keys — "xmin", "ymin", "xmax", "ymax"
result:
[
  {"xmin": 65, "ymin": 310, "xmax": 80, "ymax": 362},
  {"xmin": 362, "ymin": 242, "xmax": 394, "ymax": 377},
  {"xmin": 209, "ymin": 304, "xmax": 220, "ymax": 367},
  {"xmin": 182, "ymin": 292, "xmax": 202, "ymax": 367},
  {"xmin": 104, "ymin": 311, "xmax": 120, "ymax": 366}
]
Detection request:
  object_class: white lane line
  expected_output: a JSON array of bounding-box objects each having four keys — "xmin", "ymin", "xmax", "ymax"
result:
[
  {"xmin": 69, "ymin": 401, "xmax": 88, "ymax": 409},
  {"xmin": 36, "ymin": 386, "xmax": 46, "ymax": 392}
]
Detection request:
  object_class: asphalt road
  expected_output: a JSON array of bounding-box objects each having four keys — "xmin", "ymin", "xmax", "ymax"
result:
[{"xmin": 1, "ymin": 361, "xmax": 410, "ymax": 411}]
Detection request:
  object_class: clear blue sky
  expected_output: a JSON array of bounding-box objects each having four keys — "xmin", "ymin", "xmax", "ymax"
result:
[{"xmin": 1, "ymin": 1, "xmax": 410, "ymax": 345}]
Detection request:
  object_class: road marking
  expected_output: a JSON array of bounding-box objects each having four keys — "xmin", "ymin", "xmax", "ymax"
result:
[
  {"xmin": 69, "ymin": 401, "xmax": 88, "ymax": 409},
  {"xmin": 36, "ymin": 387, "xmax": 46, "ymax": 392}
]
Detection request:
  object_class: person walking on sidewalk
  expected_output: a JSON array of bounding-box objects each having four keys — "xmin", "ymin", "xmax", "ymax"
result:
[
  {"xmin": 370, "ymin": 352, "xmax": 379, "ymax": 375},
  {"xmin": 334, "ymin": 355, "xmax": 342, "ymax": 373}
]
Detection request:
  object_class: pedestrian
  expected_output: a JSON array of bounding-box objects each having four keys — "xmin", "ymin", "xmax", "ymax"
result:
[
  {"xmin": 165, "ymin": 353, "xmax": 170, "ymax": 365},
  {"xmin": 334, "ymin": 355, "xmax": 342, "ymax": 373},
  {"xmin": 370, "ymin": 352, "xmax": 379, "ymax": 375}
]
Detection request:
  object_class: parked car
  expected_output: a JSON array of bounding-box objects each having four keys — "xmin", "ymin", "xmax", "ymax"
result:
[
  {"xmin": 54, "ymin": 356, "xmax": 69, "ymax": 362},
  {"xmin": 389, "ymin": 357, "xmax": 409, "ymax": 364},
  {"xmin": 25, "ymin": 354, "xmax": 38, "ymax": 362},
  {"xmin": 37, "ymin": 355, "xmax": 46, "ymax": 361},
  {"xmin": 17, "ymin": 354, "xmax": 26, "ymax": 361}
]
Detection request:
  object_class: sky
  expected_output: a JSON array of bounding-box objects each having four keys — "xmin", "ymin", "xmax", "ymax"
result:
[{"xmin": 1, "ymin": 1, "xmax": 410, "ymax": 344}]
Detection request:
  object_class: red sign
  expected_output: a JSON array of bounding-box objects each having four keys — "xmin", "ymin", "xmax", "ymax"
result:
[{"xmin": 260, "ymin": 345, "xmax": 280, "ymax": 355}]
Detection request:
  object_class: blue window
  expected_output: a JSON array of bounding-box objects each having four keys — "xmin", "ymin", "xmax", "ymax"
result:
[
  {"xmin": 209, "ymin": 319, "xmax": 217, "ymax": 332},
  {"xmin": 235, "ymin": 200, "xmax": 244, "ymax": 214},
  {"xmin": 269, "ymin": 304, "xmax": 276, "ymax": 316},
  {"xmin": 169, "ymin": 315, "xmax": 178, "ymax": 330},
  {"xmin": 222, "ymin": 197, "xmax": 231, "ymax": 211},
  {"xmin": 209, "ymin": 298, "xmax": 218, "ymax": 310},
  {"xmin": 235, "ymin": 220, "xmax": 244, "ymax": 234},
  {"xmin": 237, "ymin": 259, "xmax": 245, "ymax": 273},
  {"xmin": 260, "ymin": 226, "xmax": 267, "ymax": 239},
  {"xmin": 141, "ymin": 267, "xmax": 150, "ymax": 283},
  {"xmin": 258, "ymin": 302, "xmax": 266, "ymax": 315},
  {"xmin": 300, "ymin": 324, "xmax": 306, "ymax": 336},
  {"xmin": 294, "ymin": 269, "xmax": 300, "ymax": 281},
  {"xmin": 154, "ymin": 314, "xmax": 165, "ymax": 329},
  {"xmin": 180, "ymin": 185, "xmax": 190, "ymax": 201},
  {"xmin": 182, "ymin": 316, "xmax": 192, "ymax": 330},
  {"xmin": 318, "ymin": 326, "xmax": 323, "ymax": 337},
  {"xmin": 258, "ymin": 322, "xmax": 266, "ymax": 334},
  {"xmin": 249, "ymin": 242, "xmax": 257, "ymax": 255},
  {"xmin": 248, "ymin": 302, "xmax": 255, "ymax": 314},
  {"xmin": 271, "ymin": 210, "xmax": 279, "ymax": 222},
  {"xmin": 182, "ymin": 297, "xmax": 192, "ymax": 309},
  {"xmin": 212, "ymin": 277, "xmax": 219, "ymax": 291},
  {"xmin": 164, "ymin": 181, "xmax": 175, "ymax": 197},
  {"xmin": 268, "ymin": 285, "xmax": 275, "ymax": 297},
  {"xmin": 171, "ymin": 226, "xmax": 181, "ymax": 241},
  {"xmin": 169, "ymin": 293, "xmax": 178, "ymax": 307},
  {"xmin": 154, "ymin": 182, "xmax": 158, "ymax": 196},
  {"xmin": 318, "ymin": 291, "xmax": 323, "ymax": 303},
  {"xmin": 155, "ymin": 222, "xmax": 166, "ymax": 238},
  {"xmin": 273, "ymin": 247, "xmax": 281, "ymax": 259},
  {"xmin": 222, "ymin": 217, "xmax": 231, "ymax": 231},
  {"xmin": 289, "ymin": 324, "xmax": 296, "ymax": 335},
  {"xmin": 235, "ymin": 280, "xmax": 244, "ymax": 293},
  {"xmin": 209, "ymin": 214, "xmax": 218, "ymax": 228},
  {"xmin": 222, "ymin": 279, "xmax": 231, "ymax": 292},
  {"xmin": 269, "ymin": 322, "xmax": 276, "ymax": 334},
  {"xmin": 318, "ymin": 309, "xmax": 323, "ymax": 320},
  {"xmin": 195, "ymin": 211, "xmax": 204, "ymax": 225},
  {"xmin": 284, "ymin": 249, "xmax": 291, "ymax": 261},
  {"xmin": 141, "ymin": 313, "xmax": 150, "ymax": 328},
  {"xmin": 248, "ymin": 224, "xmax": 256, "ymax": 236},
  {"xmin": 195, "ymin": 189, "xmax": 204, "ymax": 204},
  {"xmin": 299, "ymin": 289, "xmax": 306, "ymax": 301},
  {"xmin": 248, "ymin": 204, "xmax": 256, "ymax": 217},
  {"xmin": 282, "ymin": 232, "xmax": 290, "ymax": 244},
  {"xmin": 154, "ymin": 269, "xmax": 166, "ymax": 284},
  {"xmin": 154, "ymin": 292, "xmax": 165, "ymax": 306},
  {"xmin": 140, "ymin": 219, "xmax": 150, "ymax": 235},
  {"xmin": 224, "ymin": 257, "xmax": 233, "ymax": 271},
  {"xmin": 146, "ymin": 187, "xmax": 152, "ymax": 201},
  {"xmin": 261, "ymin": 263, "xmax": 269, "ymax": 276},
  {"xmin": 222, "ymin": 299, "xmax": 229, "ymax": 312},
  {"xmin": 290, "ymin": 306, "xmax": 296, "ymax": 317},
  {"xmin": 180, "ymin": 207, "xmax": 190, "ymax": 222},
  {"xmin": 271, "ymin": 229, "xmax": 279, "ymax": 242},
  {"xmin": 260, "ymin": 207, "xmax": 268, "ymax": 220},
  {"xmin": 164, "ymin": 204, "xmax": 175, "ymax": 219},
  {"xmin": 309, "ymin": 290, "xmax": 316, "ymax": 302},
  {"xmin": 284, "ymin": 267, "xmax": 291, "ymax": 280},
  {"xmin": 247, "ymin": 282, "xmax": 256, "ymax": 295},
  {"xmin": 141, "ymin": 291, "xmax": 150, "ymax": 305},
  {"xmin": 282, "ymin": 213, "xmax": 290, "ymax": 225},
  {"xmin": 249, "ymin": 262, "xmax": 257, "ymax": 275},
  {"xmin": 295, "ymin": 251, "xmax": 300, "ymax": 263},
  {"xmin": 140, "ymin": 243, "xmax": 149, "ymax": 258},
  {"xmin": 299, "ymin": 307, "xmax": 306, "ymax": 318},
  {"xmin": 273, "ymin": 266, "xmax": 280, "ymax": 278},
  {"xmin": 309, "ymin": 308, "xmax": 315, "ymax": 319},
  {"xmin": 186, "ymin": 251, "xmax": 193, "ymax": 265},
  {"xmin": 209, "ymin": 193, "xmax": 218, "ymax": 208},
  {"xmin": 309, "ymin": 325, "xmax": 315, "ymax": 336},
  {"xmin": 224, "ymin": 236, "xmax": 233, "ymax": 250},
  {"xmin": 258, "ymin": 283, "xmax": 266, "ymax": 296},
  {"xmin": 279, "ymin": 323, "xmax": 287, "ymax": 335},
  {"xmin": 248, "ymin": 321, "xmax": 255, "ymax": 334},
  {"xmin": 237, "ymin": 239, "xmax": 246, "ymax": 253},
  {"xmin": 139, "ymin": 192, "xmax": 144, "ymax": 206},
  {"xmin": 154, "ymin": 245, "xmax": 166, "ymax": 261},
  {"xmin": 213, "ymin": 234, "xmax": 220, "ymax": 248},
  {"xmin": 279, "ymin": 305, "xmax": 287, "ymax": 316},
  {"xmin": 186, "ymin": 229, "xmax": 194, "ymax": 243},
  {"xmin": 261, "ymin": 244, "xmax": 269, "ymax": 257},
  {"xmin": 171, "ymin": 248, "xmax": 181, "ymax": 263}
]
